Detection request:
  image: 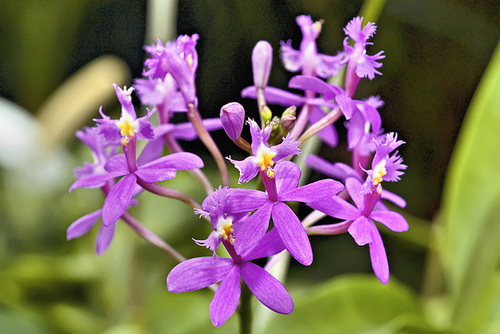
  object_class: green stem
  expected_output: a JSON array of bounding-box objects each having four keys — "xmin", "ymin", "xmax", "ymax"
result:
[{"xmin": 239, "ymin": 282, "xmax": 252, "ymax": 334}]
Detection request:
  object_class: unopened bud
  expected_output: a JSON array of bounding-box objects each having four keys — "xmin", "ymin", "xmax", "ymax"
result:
[
  {"xmin": 261, "ymin": 106, "xmax": 273, "ymax": 125},
  {"xmin": 252, "ymin": 41, "xmax": 273, "ymax": 88},
  {"xmin": 280, "ymin": 114, "xmax": 296, "ymax": 132},
  {"xmin": 220, "ymin": 102, "xmax": 245, "ymax": 141}
]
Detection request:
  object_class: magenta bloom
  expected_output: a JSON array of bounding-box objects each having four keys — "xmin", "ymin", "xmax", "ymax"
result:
[
  {"xmin": 280, "ymin": 15, "xmax": 343, "ymax": 77},
  {"xmin": 312, "ymin": 177, "xmax": 408, "ymax": 284},
  {"xmin": 168, "ymin": 187, "xmax": 292, "ymax": 327},
  {"xmin": 341, "ymin": 17, "xmax": 385, "ymax": 96},
  {"xmin": 228, "ymin": 119, "xmax": 300, "ymax": 184},
  {"xmin": 142, "ymin": 35, "xmax": 200, "ymax": 104},
  {"xmin": 95, "ymin": 85, "xmax": 154, "ymax": 146},
  {"xmin": 226, "ymin": 161, "xmax": 344, "ymax": 266}
]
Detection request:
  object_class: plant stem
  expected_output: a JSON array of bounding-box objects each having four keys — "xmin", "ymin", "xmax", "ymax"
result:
[
  {"xmin": 122, "ymin": 212, "xmax": 186, "ymax": 263},
  {"xmin": 187, "ymin": 103, "xmax": 230, "ymax": 187},
  {"xmin": 136, "ymin": 178, "xmax": 201, "ymax": 209},
  {"xmin": 239, "ymin": 283, "xmax": 252, "ymax": 334}
]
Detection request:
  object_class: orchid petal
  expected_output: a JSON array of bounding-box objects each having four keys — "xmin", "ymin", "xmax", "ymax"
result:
[
  {"xmin": 134, "ymin": 168, "xmax": 177, "ymax": 183},
  {"xmin": 140, "ymin": 152, "xmax": 204, "ymax": 170},
  {"xmin": 234, "ymin": 202, "xmax": 273, "ymax": 255},
  {"xmin": 272, "ymin": 202, "xmax": 312, "ymax": 266},
  {"xmin": 102, "ymin": 174, "xmax": 137, "ymax": 226},
  {"xmin": 308, "ymin": 195, "xmax": 359, "ymax": 220},
  {"xmin": 368, "ymin": 223, "xmax": 389, "ymax": 284},
  {"xmin": 348, "ymin": 216, "xmax": 373, "ymax": 245},
  {"xmin": 223, "ymin": 189, "xmax": 268, "ymax": 213},
  {"xmin": 381, "ymin": 190, "xmax": 407, "ymax": 208},
  {"xmin": 281, "ymin": 179, "xmax": 344, "ymax": 204},
  {"xmin": 345, "ymin": 177, "xmax": 364, "ymax": 210},
  {"xmin": 96, "ymin": 222, "xmax": 116, "ymax": 255},
  {"xmin": 242, "ymin": 228, "xmax": 286, "ymax": 261},
  {"xmin": 241, "ymin": 262, "xmax": 293, "ymax": 314},
  {"xmin": 370, "ymin": 210, "xmax": 408, "ymax": 232},
  {"xmin": 275, "ymin": 161, "xmax": 300, "ymax": 194},
  {"xmin": 167, "ymin": 257, "xmax": 233, "ymax": 292},
  {"xmin": 67, "ymin": 210, "xmax": 102, "ymax": 240},
  {"xmin": 210, "ymin": 265, "xmax": 241, "ymax": 327}
]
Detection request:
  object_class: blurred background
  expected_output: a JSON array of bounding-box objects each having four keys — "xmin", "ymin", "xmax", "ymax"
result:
[{"xmin": 0, "ymin": 0, "xmax": 499, "ymax": 333}]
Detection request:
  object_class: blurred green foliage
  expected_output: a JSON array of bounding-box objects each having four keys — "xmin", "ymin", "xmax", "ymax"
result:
[{"xmin": 0, "ymin": 0, "xmax": 499, "ymax": 333}]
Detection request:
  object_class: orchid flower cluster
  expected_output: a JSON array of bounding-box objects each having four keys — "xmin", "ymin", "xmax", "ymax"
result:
[{"xmin": 68, "ymin": 15, "xmax": 408, "ymax": 328}]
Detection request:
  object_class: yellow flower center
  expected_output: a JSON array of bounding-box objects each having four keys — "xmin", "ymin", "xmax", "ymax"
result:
[
  {"xmin": 255, "ymin": 145, "xmax": 275, "ymax": 172},
  {"xmin": 117, "ymin": 114, "xmax": 139, "ymax": 145},
  {"xmin": 216, "ymin": 217, "xmax": 234, "ymax": 242},
  {"xmin": 372, "ymin": 160, "xmax": 387, "ymax": 187},
  {"xmin": 186, "ymin": 54, "xmax": 193, "ymax": 68}
]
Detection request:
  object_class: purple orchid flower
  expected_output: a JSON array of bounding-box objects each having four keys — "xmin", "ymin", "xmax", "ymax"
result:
[
  {"xmin": 168, "ymin": 187, "xmax": 292, "ymax": 327},
  {"xmin": 224, "ymin": 161, "xmax": 344, "ymax": 266},
  {"xmin": 309, "ymin": 177, "xmax": 408, "ymax": 284},
  {"xmin": 95, "ymin": 85, "xmax": 155, "ymax": 147},
  {"xmin": 341, "ymin": 17, "xmax": 385, "ymax": 96},
  {"xmin": 69, "ymin": 127, "xmax": 116, "ymax": 191},
  {"xmin": 305, "ymin": 155, "xmax": 407, "ymax": 209},
  {"xmin": 142, "ymin": 35, "xmax": 200, "ymax": 104},
  {"xmin": 67, "ymin": 209, "xmax": 115, "ymax": 255},
  {"xmin": 99, "ymin": 151, "xmax": 203, "ymax": 227},
  {"xmin": 280, "ymin": 15, "xmax": 343, "ymax": 78},
  {"xmin": 228, "ymin": 119, "xmax": 300, "ymax": 184},
  {"xmin": 361, "ymin": 132, "xmax": 407, "ymax": 195}
]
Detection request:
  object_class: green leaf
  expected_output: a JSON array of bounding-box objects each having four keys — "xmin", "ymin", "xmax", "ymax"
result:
[
  {"xmin": 439, "ymin": 41, "xmax": 500, "ymax": 331},
  {"xmin": 264, "ymin": 275, "xmax": 430, "ymax": 334}
]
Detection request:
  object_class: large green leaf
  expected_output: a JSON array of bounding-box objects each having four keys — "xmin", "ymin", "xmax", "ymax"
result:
[
  {"xmin": 264, "ymin": 275, "xmax": 430, "ymax": 334},
  {"xmin": 439, "ymin": 41, "xmax": 500, "ymax": 331}
]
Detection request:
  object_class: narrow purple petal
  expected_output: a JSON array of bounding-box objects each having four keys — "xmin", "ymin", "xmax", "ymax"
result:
[
  {"xmin": 279, "ymin": 40, "xmax": 301, "ymax": 72},
  {"xmin": 68, "ymin": 170, "xmax": 126, "ymax": 192},
  {"xmin": 104, "ymin": 154, "xmax": 129, "ymax": 173},
  {"xmin": 347, "ymin": 216, "xmax": 372, "ymax": 246},
  {"xmin": 242, "ymin": 228, "xmax": 286, "ymax": 261},
  {"xmin": 368, "ymin": 223, "xmax": 389, "ymax": 284},
  {"xmin": 272, "ymin": 202, "xmax": 312, "ymax": 266},
  {"xmin": 308, "ymin": 195, "xmax": 360, "ymax": 220},
  {"xmin": 249, "ymin": 119, "xmax": 272, "ymax": 155},
  {"xmin": 137, "ymin": 138, "xmax": 164, "ymax": 167},
  {"xmin": 288, "ymin": 75, "xmax": 339, "ymax": 99},
  {"xmin": 241, "ymin": 262, "xmax": 293, "ymax": 314},
  {"xmin": 102, "ymin": 174, "xmax": 137, "ymax": 226},
  {"xmin": 134, "ymin": 168, "xmax": 177, "ymax": 183},
  {"xmin": 234, "ymin": 202, "xmax": 273, "ymax": 255},
  {"xmin": 345, "ymin": 177, "xmax": 364, "ymax": 210},
  {"xmin": 316, "ymin": 53, "xmax": 344, "ymax": 78},
  {"xmin": 370, "ymin": 210, "xmax": 408, "ymax": 232},
  {"xmin": 96, "ymin": 221, "xmax": 116, "ymax": 255},
  {"xmin": 167, "ymin": 257, "xmax": 233, "ymax": 292},
  {"xmin": 67, "ymin": 210, "xmax": 102, "ymax": 240},
  {"xmin": 274, "ymin": 161, "xmax": 300, "ymax": 194},
  {"xmin": 335, "ymin": 94, "xmax": 355, "ymax": 119},
  {"xmin": 347, "ymin": 109, "xmax": 365, "ymax": 150},
  {"xmin": 272, "ymin": 134, "xmax": 300, "ymax": 162},
  {"xmin": 280, "ymin": 179, "xmax": 344, "ymax": 204},
  {"xmin": 381, "ymin": 190, "xmax": 407, "ymax": 208},
  {"xmin": 241, "ymin": 86, "xmax": 305, "ymax": 107},
  {"xmin": 223, "ymin": 189, "xmax": 268, "ymax": 213},
  {"xmin": 137, "ymin": 116, "xmax": 155, "ymax": 140},
  {"xmin": 171, "ymin": 118, "xmax": 223, "ymax": 141},
  {"xmin": 227, "ymin": 156, "xmax": 259, "ymax": 184},
  {"xmin": 210, "ymin": 265, "xmax": 241, "ymax": 327},
  {"xmin": 140, "ymin": 152, "xmax": 204, "ymax": 170}
]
